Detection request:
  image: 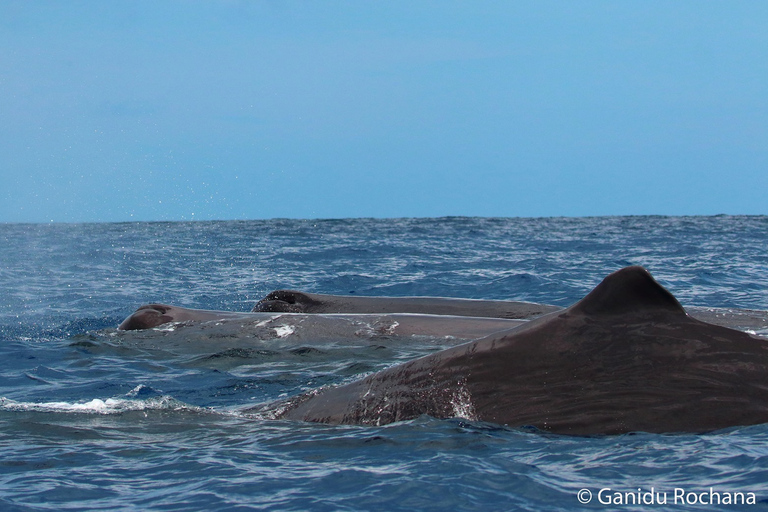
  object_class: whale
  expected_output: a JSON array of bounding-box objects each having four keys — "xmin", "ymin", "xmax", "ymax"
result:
[
  {"xmin": 253, "ymin": 290, "xmax": 561, "ymax": 319},
  {"xmin": 119, "ymin": 293, "xmax": 560, "ymax": 332},
  {"xmin": 267, "ymin": 266, "xmax": 768, "ymax": 435},
  {"xmin": 118, "ymin": 303, "xmax": 526, "ymax": 340}
]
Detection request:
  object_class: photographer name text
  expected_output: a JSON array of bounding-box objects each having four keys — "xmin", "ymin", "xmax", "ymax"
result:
[{"xmin": 577, "ymin": 487, "xmax": 757, "ymax": 506}]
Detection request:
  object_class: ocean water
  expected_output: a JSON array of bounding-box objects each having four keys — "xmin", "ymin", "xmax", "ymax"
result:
[{"xmin": 1, "ymin": 216, "xmax": 767, "ymax": 511}]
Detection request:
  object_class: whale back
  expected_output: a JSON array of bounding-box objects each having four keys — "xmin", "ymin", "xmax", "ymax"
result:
[{"xmin": 276, "ymin": 266, "xmax": 768, "ymax": 434}]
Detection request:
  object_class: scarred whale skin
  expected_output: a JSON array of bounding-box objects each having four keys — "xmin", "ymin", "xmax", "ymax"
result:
[{"xmin": 275, "ymin": 266, "xmax": 768, "ymax": 435}]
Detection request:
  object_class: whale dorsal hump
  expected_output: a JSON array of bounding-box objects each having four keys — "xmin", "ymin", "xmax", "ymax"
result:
[{"xmin": 570, "ymin": 266, "xmax": 686, "ymax": 317}]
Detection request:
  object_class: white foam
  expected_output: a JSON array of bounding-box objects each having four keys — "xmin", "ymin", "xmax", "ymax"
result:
[
  {"xmin": 450, "ymin": 379, "xmax": 477, "ymax": 421},
  {"xmin": 155, "ymin": 322, "xmax": 183, "ymax": 332},
  {"xmin": 0, "ymin": 395, "xmax": 196, "ymax": 414},
  {"xmin": 273, "ymin": 325, "xmax": 296, "ymax": 338}
]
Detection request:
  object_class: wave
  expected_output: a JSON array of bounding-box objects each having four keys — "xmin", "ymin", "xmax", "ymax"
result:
[{"xmin": 0, "ymin": 385, "xmax": 203, "ymax": 415}]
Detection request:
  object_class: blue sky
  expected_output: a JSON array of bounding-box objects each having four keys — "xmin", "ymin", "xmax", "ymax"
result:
[{"xmin": 1, "ymin": 1, "xmax": 766, "ymax": 222}]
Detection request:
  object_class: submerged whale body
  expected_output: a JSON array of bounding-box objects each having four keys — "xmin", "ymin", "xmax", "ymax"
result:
[
  {"xmin": 273, "ymin": 266, "xmax": 768, "ymax": 434},
  {"xmin": 119, "ymin": 293, "xmax": 558, "ymax": 331},
  {"xmin": 118, "ymin": 305, "xmax": 524, "ymax": 340}
]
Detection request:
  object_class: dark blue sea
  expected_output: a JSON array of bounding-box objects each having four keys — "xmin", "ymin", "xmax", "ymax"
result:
[{"xmin": 1, "ymin": 216, "xmax": 767, "ymax": 511}]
